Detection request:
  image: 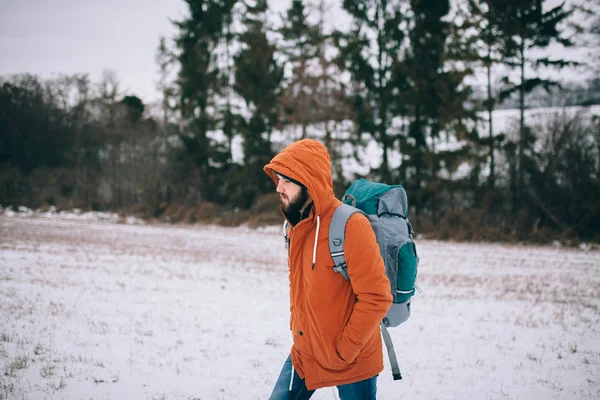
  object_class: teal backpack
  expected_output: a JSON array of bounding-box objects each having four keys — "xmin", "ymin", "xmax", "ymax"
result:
[{"xmin": 329, "ymin": 178, "xmax": 419, "ymax": 380}]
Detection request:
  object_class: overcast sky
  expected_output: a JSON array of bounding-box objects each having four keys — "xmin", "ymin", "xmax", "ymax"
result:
[
  {"xmin": 1, "ymin": 0, "xmax": 592, "ymax": 106},
  {"xmin": 0, "ymin": 0, "xmax": 345, "ymax": 103},
  {"xmin": 1, "ymin": 0, "xmax": 196, "ymax": 102}
]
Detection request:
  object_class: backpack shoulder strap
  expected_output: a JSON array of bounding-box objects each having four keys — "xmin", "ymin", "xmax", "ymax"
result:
[
  {"xmin": 331, "ymin": 202, "xmax": 404, "ymax": 382},
  {"xmin": 329, "ymin": 203, "xmax": 365, "ymax": 280}
]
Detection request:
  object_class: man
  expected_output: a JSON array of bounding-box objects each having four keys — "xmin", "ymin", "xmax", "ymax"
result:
[{"xmin": 264, "ymin": 139, "xmax": 393, "ymax": 400}]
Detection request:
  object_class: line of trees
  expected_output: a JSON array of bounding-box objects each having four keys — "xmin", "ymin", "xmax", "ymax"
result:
[{"xmin": 1, "ymin": 0, "xmax": 599, "ymax": 241}]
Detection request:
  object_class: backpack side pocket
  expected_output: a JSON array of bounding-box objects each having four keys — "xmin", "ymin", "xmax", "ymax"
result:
[{"xmin": 395, "ymin": 240, "xmax": 418, "ymax": 303}]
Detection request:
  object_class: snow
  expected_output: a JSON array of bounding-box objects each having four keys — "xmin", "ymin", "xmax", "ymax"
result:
[
  {"xmin": 480, "ymin": 105, "xmax": 600, "ymax": 139},
  {"xmin": 220, "ymin": 105, "xmax": 600, "ymax": 180},
  {"xmin": 1, "ymin": 213, "xmax": 599, "ymax": 399},
  {"xmin": 0, "ymin": 205, "xmax": 146, "ymax": 225}
]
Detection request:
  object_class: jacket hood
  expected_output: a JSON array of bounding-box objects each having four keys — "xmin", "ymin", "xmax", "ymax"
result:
[{"xmin": 264, "ymin": 139, "xmax": 335, "ymax": 216}]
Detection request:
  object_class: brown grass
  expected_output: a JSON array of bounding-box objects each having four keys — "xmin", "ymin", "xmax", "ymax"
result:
[
  {"xmin": 411, "ymin": 209, "xmax": 598, "ymax": 245},
  {"xmin": 152, "ymin": 194, "xmax": 281, "ymax": 228}
]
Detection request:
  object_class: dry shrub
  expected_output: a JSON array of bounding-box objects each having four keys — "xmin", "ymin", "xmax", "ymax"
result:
[
  {"xmin": 417, "ymin": 207, "xmax": 579, "ymax": 244},
  {"xmin": 251, "ymin": 193, "xmax": 280, "ymax": 214},
  {"xmin": 1, "ymin": 167, "xmax": 83, "ymax": 210},
  {"xmin": 420, "ymin": 209, "xmax": 507, "ymax": 242},
  {"xmin": 247, "ymin": 193, "xmax": 282, "ymax": 227},
  {"xmin": 193, "ymin": 202, "xmax": 219, "ymax": 221},
  {"xmin": 161, "ymin": 204, "xmax": 187, "ymax": 222},
  {"xmin": 156, "ymin": 201, "xmax": 257, "ymax": 227},
  {"xmin": 180, "ymin": 208, "xmax": 196, "ymax": 224},
  {"xmin": 408, "ymin": 215, "xmax": 435, "ymax": 237},
  {"xmin": 438, "ymin": 210, "xmax": 486, "ymax": 241},
  {"xmin": 158, "ymin": 202, "xmax": 219, "ymax": 224},
  {"xmin": 218, "ymin": 209, "xmax": 251, "ymax": 227}
]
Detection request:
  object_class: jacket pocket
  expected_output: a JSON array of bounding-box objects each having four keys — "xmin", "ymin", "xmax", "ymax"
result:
[{"xmin": 328, "ymin": 333, "xmax": 353, "ymax": 370}]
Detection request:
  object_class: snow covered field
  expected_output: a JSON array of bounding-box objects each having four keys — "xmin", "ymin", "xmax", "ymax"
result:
[{"xmin": 1, "ymin": 214, "xmax": 599, "ymax": 400}]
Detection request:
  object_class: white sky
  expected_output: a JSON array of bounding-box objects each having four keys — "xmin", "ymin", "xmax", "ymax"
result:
[
  {"xmin": 0, "ymin": 0, "xmax": 593, "ymax": 105},
  {"xmin": 1, "ymin": 0, "xmax": 185, "ymax": 101},
  {"xmin": 0, "ymin": 0, "xmax": 346, "ymax": 103}
]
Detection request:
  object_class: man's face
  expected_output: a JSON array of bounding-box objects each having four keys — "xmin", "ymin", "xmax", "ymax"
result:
[{"xmin": 276, "ymin": 176, "xmax": 308, "ymax": 214}]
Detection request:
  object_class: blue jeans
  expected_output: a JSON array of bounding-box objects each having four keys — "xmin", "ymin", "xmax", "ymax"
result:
[{"xmin": 269, "ymin": 355, "xmax": 377, "ymax": 400}]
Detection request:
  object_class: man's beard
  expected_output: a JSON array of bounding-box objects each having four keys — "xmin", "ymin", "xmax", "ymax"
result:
[{"xmin": 281, "ymin": 187, "xmax": 310, "ymax": 224}]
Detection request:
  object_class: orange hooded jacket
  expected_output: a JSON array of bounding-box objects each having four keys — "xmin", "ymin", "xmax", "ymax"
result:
[{"xmin": 264, "ymin": 139, "xmax": 393, "ymax": 390}]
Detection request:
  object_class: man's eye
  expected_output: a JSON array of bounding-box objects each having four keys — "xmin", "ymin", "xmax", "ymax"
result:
[{"xmin": 285, "ymin": 179, "xmax": 291, "ymax": 183}]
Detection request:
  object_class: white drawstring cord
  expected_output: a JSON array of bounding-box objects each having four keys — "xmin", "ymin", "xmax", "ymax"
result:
[
  {"xmin": 289, "ymin": 365, "xmax": 295, "ymax": 391},
  {"xmin": 282, "ymin": 220, "xmax": 288, "ymax": 236},
  {"xmin": 312, "ymin": 216, "xmax": 320, "ymax": 269}
]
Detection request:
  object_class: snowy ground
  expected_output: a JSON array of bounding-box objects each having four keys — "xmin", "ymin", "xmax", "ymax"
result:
[{"xmin": 1, "ymin": 213, "xmax": 599, "ymax": 400}]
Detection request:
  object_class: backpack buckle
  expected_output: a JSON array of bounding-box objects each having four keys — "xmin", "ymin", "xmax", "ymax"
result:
[
  {"xmin": 333, "ymin": 262, "xmax": 347, "ymax": 272},
  {"xmin": 333, "ymin": 263, "xmax": 350, "ymax": 280}
]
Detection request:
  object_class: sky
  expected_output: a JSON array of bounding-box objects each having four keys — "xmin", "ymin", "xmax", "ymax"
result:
[
  {"xmin": 1, "ymin": 0, "xmax": 197, "ymax": 102},
  {"xmin": 0, "ymin": 0, "xmax": 593, "ymax": 107},
  {"xmin": 0, "ymin": 0, "xmax": 348, "ymax": 104}
]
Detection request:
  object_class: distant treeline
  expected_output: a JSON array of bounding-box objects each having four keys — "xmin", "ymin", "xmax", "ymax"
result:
[{"xmin": 1, "ymin": 0, "xmax": 600, "ymax": 242}]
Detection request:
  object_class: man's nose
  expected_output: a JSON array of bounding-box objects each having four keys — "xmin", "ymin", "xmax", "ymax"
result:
[{"xmin": 276, "ymin": 180, "xmax": 284, "ymax": 193}]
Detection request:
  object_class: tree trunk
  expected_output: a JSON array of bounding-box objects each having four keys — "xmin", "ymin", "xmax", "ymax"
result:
[
  {"xmin": 376, "ymin": 1, "xmax": 390, "ymax": 183},
  {"xmin": 486, "ymin": 43, "xmax": 495, "ymax": 189},
  {"xmin": 518, "ymin": 32, "xmax": 526, "ymax": 207}
]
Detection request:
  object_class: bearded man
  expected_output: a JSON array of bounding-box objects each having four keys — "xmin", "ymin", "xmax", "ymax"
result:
[{"xmin": 263, "ymin": 139, "xmax": 392, "ymax": 400}]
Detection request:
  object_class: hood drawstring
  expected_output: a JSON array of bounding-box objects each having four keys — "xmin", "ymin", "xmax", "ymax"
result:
[{"xmin": 312, "ymin": 215, "xmax": 320, "ymax": 270}]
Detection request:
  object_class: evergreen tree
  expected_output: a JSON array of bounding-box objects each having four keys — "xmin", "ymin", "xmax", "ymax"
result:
[
  {"xmin": 120, "ymin": 95, "xmax": 145, "ymax": 123},
  {"xmin": 233, "ymin": 0, "xmax": 284, "ymax": 207},
  {"xmin": 155, "ymin": 35, "xmax": 175, "ymax": 128},
  {"xmin": 582, "ymin": 0, "xmax": 600, "ymax": 99},
  {"xmin": 0, "ymin": 75, "xmax": 76, "ymax": 174},
  {"xmin": 278, "ymin": 0, "xmax": 353, "ymax": 188},
  {"xmin": 314, "ymin": 0, "xmax": 356, "ymax": 188},
  {"xmin": 401, "ymin": 0, "xmax": 474, "ymax": 214},
  {"xmin": 278, "ymin": 0, "xmax": 321, "ymax": 139},
  {"xmin": 337, "ymin": 0, "xmax": 411, "ymax": 183},
  {"xmin": 173, "ymin": 0, "xmax": 237, "ymax": 203},
  {"xmin": 594, "ymin": 1, "xmax": 600, "ymax": 68},
  {"xmin": 486, "ymin": 0, "xmax": 577, "ymax": 207},
  {"xmin": 219, "ymin": 0, "xmax": 242, "ymax": 167},
  {"xmin": 464, "ymin": 0, "xmax": 513, "ymax": 189}
]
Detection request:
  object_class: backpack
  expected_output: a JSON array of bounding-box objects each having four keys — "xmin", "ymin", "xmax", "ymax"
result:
[{"xmin": 329, "ymin": 178, "xmax": 419, "ymax": 381}]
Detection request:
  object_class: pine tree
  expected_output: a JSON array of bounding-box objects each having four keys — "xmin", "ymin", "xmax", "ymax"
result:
[
  {"xmin": 155, "ymin": 36, "xmax": 175, "ymax": 128},
  {"xmin": 486, "ymin": 0, "xmax": 577, "ymax": 207},
  {"xmin": 173, "ymin": 0, "xmax": 236, "ymax": 203},
  {"xmin": 401, "ymin": 0, "xmax": 475, "ymax": 214},
  {"xmin": 233, "ymin": 0, "xmax": 284, "ymax": 207},
  {"xmin": 217, "ymin": 0, "xmax": 241, "ymax": 166},
  {"xmin": 314, "ymin": 0, "xmax": 356, "ymax": 188},
  {"xmin": 278, "ymin": 0, "xmax": 320, "ymax": 140},
  {"xmin": 578, "ymin": 0, "xmax": 600, "ymax": 101},
  {"xmin": 337, "ymin": 0, "xmax": 411, "ymax": 183},
  {"xmin": 464, "ymin": 0, "xmax": 512, "ymax": 189}
]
